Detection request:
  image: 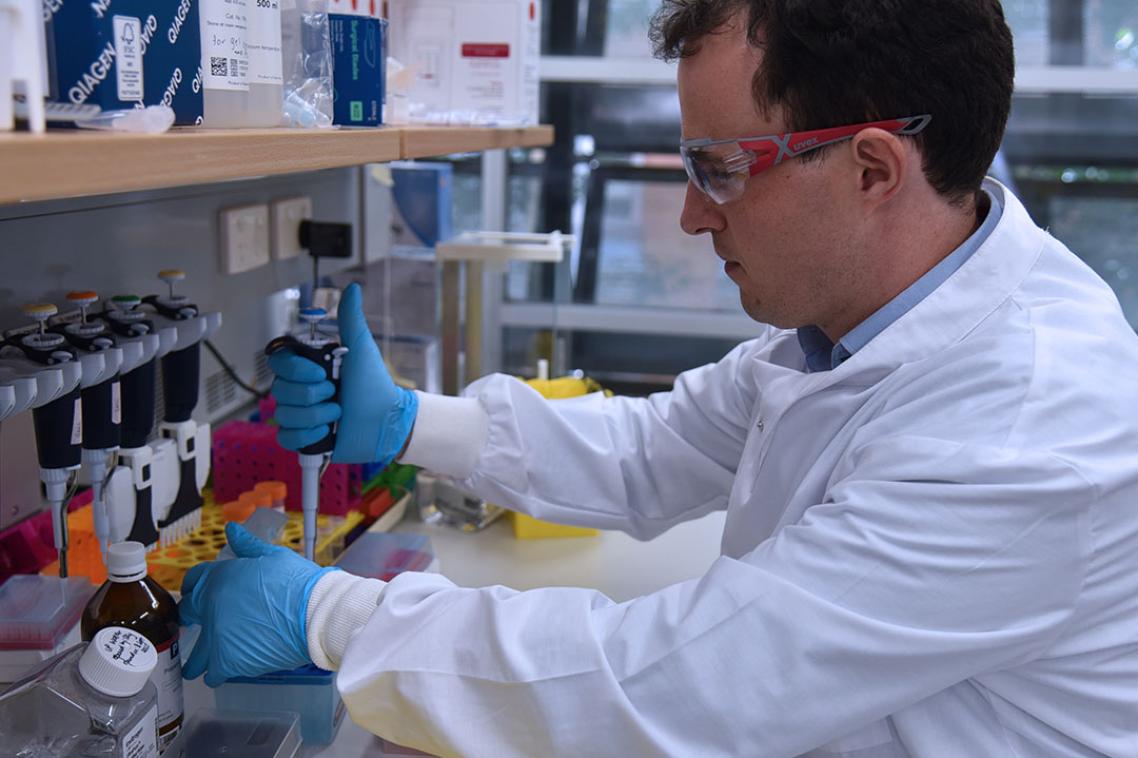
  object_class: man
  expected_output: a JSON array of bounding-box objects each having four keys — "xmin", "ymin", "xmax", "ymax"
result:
[{"xmin": 179, "ymin": 1, "xmax": 1138, "ymax": 755}]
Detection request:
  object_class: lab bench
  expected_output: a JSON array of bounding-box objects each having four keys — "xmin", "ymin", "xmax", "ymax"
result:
[{"xmin": 182, "ymin": 509, "xmax": 727, "ymax": 756}]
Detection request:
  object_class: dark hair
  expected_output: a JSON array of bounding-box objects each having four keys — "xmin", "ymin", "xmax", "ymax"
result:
[{"xmin": 650, "ymin": 0, "xmax": 1015, "ymax": 203}]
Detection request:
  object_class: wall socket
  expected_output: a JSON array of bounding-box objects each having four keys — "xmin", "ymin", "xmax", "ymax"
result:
[
  {"xmin": 272, "ymin": 196, "xmax": 313, "ymax": 261},
  {"xmin": 220, "ymin": 204, "xmax": 271, "ymax": 274}
]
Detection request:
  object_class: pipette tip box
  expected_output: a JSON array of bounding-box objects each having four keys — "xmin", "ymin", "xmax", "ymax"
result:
[
  {"xmin": 164, "ymin": 708, "xmax": 301, "ymax": 758},
  {"xmin": 0, "ymin": 575, "xmax": 94, "ymax": 682},
  {"xmin": 214, "ymin": 664, "xmax": 345, "ymax": 745}
]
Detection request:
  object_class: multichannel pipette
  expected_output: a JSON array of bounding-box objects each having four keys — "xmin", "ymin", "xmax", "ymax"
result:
[
  {"xmin": 264, "ymin": 307, "xmax": 348, "ymax": 560},
  {"xmin": 99, "ymin": 295, "xmax": 173, "ymax": 549},
  {"xmin": 141, "ymin": 270, "xmax": 222, "ymax": 543}
]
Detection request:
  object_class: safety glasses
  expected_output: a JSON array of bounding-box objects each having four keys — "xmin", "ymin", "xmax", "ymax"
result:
[{"xmin": 680, "ymin": 114, "xmax": 933, "ymax": 205}]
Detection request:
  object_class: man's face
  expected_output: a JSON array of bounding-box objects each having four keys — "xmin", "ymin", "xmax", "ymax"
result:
[{"xmin": 678, "ymin": 19, "xmax": 861, "ymax": 331}]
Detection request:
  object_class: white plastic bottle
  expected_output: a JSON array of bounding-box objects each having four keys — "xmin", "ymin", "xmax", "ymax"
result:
[
  {"xmin": 199, "ymin": 0, "xmax": 282, "ymax": 126},
  {"xmin": 199, "ymin": 0, "xmax": 250, "ymax": 126},
  {"xmin": 247, "ymin": 0, "xmax": 284, "ymax": 125}
]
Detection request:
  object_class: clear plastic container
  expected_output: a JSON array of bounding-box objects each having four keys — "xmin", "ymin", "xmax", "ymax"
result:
[
  {"xmin": 214, "ymin": 664, "xmax": 343, "ymax": 744},
  {"xmin": 0, "ymin": 626, "xmax": 160, "ymax": 758},
  {"xmin": 216, "ymin": 507, "xmax": 289, "ymax": 560},
  {"xmin": 164, "ymin": 708, "xmax": 301, "ymax": 758},
  {"xmin": 0, "ymin": 575, "xmax": 94, "ymax": 683},
  {"xmin": 335, "ymin": 532, "xmax": 435, "ymax": 581}
]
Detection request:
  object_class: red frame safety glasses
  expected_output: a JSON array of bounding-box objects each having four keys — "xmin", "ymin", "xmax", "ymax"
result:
[{"xmin": 680, "ymin": 114, "xmax": 933, "ymax": 205}]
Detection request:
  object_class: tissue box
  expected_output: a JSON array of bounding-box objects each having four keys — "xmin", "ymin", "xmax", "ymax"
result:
[
  {"xmin": 43, "ymin": 0, "xmax": 203, "ymax": 124},
  {"xmin": 328, "ymin": 3, "xmax": 386, "ymax": 127}
]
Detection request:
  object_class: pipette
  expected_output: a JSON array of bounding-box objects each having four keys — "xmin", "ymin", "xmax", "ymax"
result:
[
  {"xmin": 141, "ymin": 270, "xmax": 221, "ymax": 543},
  {"xmin": 99, "ymin": 295, "xmax": 170, "ymax": 549},
  {"xmin": 13, "ymin": 304, "xmax": 84, "ymax": 576},
  {"xmin": 264, "ymin": 307, "xmax": 348, "ymax": 560},
  {"xmin": 56, "ymin": 291, "xmax": 126, "ymax": 559}
]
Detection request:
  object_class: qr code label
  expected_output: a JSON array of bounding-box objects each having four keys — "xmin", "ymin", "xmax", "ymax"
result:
[{"xmin": 210, "ymin": 57, "xmax": 227, "ymax": 76}]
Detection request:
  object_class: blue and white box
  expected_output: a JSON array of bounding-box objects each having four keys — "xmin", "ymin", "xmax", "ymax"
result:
[
  {"xmin": 328, "ymin": 0, "xmax": 385, "ymax": 127},
  {"xmin": 43, "ymin": 0, "xmax": 203, "ymax": 124}
]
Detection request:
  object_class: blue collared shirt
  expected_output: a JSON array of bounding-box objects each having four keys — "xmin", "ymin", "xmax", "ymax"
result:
[{"xmin": 797, "ymin": 188, "xmax": 1004, "ymax": 373}]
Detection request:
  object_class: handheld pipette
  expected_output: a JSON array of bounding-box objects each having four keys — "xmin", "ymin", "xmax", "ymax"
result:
[
  {"xmin": 264, "ymin": 307, "xmax": 348, "ymax": 560},
  {"xmin": 11, "ymin": 304, "xmax": 83, "ymax": 576},
  {"xmin": 55, "ymin": 291, "xmax": 126, "ymax": 559}
]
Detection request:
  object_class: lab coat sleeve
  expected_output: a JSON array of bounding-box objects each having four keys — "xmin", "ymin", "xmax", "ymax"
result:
[
  {"xmin": 324, "ymin": 435, "xmax": 1092, "ymax": 757},
  {"xmin": 402, "ymin": 339, "xmax": 767, "ymax": 540}
]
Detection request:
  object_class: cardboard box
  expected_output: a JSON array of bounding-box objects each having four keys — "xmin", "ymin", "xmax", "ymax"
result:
[
  {"xmin": 387, "ymin": 0, "xmax": 539, "ymax": 125},
  {"xmin": 43, "ymin": 0, "xmax": 203, "ymax": 124},
  {"xmin": 328, "ymin": 0, "xmax": 385, "ymax": 127}
]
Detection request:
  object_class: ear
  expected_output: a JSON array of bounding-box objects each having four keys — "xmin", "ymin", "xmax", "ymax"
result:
[{"xmin": 850, "ymin": 129, "xmax": 908, "ymax": 207}]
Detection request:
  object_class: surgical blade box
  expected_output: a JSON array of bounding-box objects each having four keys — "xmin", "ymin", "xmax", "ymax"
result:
[{"xmin": 43, "ymin": 0, "xmax": 203, "ymax": 123}]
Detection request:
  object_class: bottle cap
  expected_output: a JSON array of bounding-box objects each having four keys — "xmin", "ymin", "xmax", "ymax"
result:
[
  {"xmin": 79, "ymin": 626, "xmax": 157, "ymax": 698},
  {"xmin": 106, "ymin": 541, "xmax": 148, "ymax": 583},
  {"xmin": 254, "ymin": 480, "xmax": 288, "ymax": 502},
  {"xmin": 222, "ymin": 499, "xmax": 256, "ymax": 523},
  {"xmin": 240, "ymin": 490, "xmax": 274, "ymax": 509}
]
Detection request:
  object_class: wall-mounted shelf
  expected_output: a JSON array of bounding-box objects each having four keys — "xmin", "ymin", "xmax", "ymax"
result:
[
  {"xmin": 0, "ymin": 125, "xmax": 554, "ymax": 205},
  {"xmin": 401, "ymin": 125, "xmax": 553, "ymax": 158}
]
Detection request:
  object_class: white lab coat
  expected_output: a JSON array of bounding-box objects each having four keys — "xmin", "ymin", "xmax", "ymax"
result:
[{"xmin": 310, "ymin": 180, "xmax": 1138, "ymax": 757}]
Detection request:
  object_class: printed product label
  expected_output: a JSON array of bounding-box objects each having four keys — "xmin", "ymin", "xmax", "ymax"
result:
[
  {"xmin": 201, "ymin": 0, "xmax": 249, "ymax": 91},
  {"xmin": 247, "ymin": 0, "xmax": 283, "ymax": 85},
  {"xmin": 71, "ymin": 398, "xmax": 83, "ymax": 445},
  {"xmin": 113, "ymin": 16, "xmax": 145, "ymax": 101},
  {"xmin": 152, "ymin": 634, "xmax": 184, "ymax": 750},
  {"xmin": 111, "ymin": 381, "xmax": 122, "ymax": 426},
  {"xmin": 119, "ymin": 703, "xmax": 159, "ymax": 758}
]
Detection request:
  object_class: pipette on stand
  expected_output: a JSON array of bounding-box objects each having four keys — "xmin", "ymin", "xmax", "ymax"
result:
[
  {"xmin": 264, "ymin": 308, "xmax": 348, "ymax": 560},
  {"xmin": 4, "ymin": 304, "xmax": 85, "ymax": 576},
  {"xmin": 141, "ymin": 270, "xmax": 222, "ymax": 543},
  {"xmin": 55, "ymin": 292, "xmax": 126, "ymax": 560},
  {"xmin": 98, "ymin": 295, "xmax": 170, "ymax": 549}
]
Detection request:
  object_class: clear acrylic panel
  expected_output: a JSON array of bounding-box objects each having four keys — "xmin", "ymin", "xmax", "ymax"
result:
[
  {"xmin": 593, "ymin": 180, "xmax": 739, "ymax": 311},
  {"xmin": 1048, "ymin": 195, "xmax": 1138, "ymax": 329},
  {"xmin": 1084, "ymin": 0, "xmax": 1138, "ymax": 68},
  {"xmin": 604, "ymin": 0, "xmax": 660, "ymax": 58},
  {"xmin": 1004, "ymin": 0, "xmax": 1050, "ymax": 66}
]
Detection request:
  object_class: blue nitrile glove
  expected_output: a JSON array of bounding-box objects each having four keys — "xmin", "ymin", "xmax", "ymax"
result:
[
  {"xmin": 268, "ymin": 283, "xmax": 419, "ymax": 464},
  {"xmin": 178, "ymin": 522, "xmax": 336, "ymax": 687}
]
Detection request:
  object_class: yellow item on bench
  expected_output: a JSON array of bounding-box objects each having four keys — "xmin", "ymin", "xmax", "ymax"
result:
[{"xmin": 509, "ymin": 373, "xmax": 605, "ymax": 540}]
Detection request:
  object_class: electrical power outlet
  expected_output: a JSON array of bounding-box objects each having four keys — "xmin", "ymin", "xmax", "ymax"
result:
[
  {"xmin": 272, "ymin": 197, "xmax": 313, "ymax": 260},
  {"xmin": 220, "ymin": 204, "xmax": 271, "ymax": 274}
]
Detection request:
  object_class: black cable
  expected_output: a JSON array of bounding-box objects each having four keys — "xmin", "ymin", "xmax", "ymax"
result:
[{"xmin": 203, "ymin": 339, "xmax": 269, "ymax": 399}]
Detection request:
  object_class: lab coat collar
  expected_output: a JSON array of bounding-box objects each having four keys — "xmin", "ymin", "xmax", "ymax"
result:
[{"xmin": 758, "ymin": 179, "xmax": 1044, "ymax": 395}]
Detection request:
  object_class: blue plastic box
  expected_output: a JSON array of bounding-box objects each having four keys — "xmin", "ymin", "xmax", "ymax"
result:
[
  {"xmin": 214, "ymin": 665, "xmax": 345, "ymax": 745},
  {"xmin": 43, "ymin": 0, "xmax": 203, "ymax": 123},
  {"xmin": 329, "ymin": 14, "xmax": 387, "ymax": 126}
]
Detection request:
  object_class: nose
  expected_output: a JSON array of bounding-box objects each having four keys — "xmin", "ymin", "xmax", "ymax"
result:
[{"xmin": 680, "ymin": 182, "xmax": 725, "ymax": 237}]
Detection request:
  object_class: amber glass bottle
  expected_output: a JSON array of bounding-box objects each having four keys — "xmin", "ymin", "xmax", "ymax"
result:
[{"xmin": 82, "ymin": 541, "xmax": 184, "ymax": 751}]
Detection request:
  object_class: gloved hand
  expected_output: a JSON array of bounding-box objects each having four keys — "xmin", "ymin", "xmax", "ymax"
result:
[
  {"xmin": 269, "ymin": 283, "xmax": 419, "ymax": 464},
  {"xmin": 179, "ymin": 522, "xmax": 337, "ymax": 687}
]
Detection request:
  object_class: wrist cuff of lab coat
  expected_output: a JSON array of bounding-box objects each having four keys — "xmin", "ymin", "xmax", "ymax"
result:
[
  {"xmin": 400, "ymin": 391, "xmax": 489, "ymax": 479},
  {"xmin": 306, "ymin": 571, "xmax": 386, "ymax": 671}
]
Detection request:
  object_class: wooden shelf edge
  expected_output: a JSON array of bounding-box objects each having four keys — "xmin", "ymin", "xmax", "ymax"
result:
[
  {"xmin": 399, "ymin": 125, "xmax": 555, "ymax": 158},
  {"xmin": 0, "ymin": 124, "xmax": 554, "ymax": 205}
]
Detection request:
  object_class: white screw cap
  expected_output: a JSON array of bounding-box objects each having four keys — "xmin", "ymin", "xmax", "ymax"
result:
[
  {"xmin": 79, "ymin": 626, "xmax": 157, "ymax": 698},
  {"xmin": 106, "ymin": 541, "xmax": 148, "ymax": 583}
]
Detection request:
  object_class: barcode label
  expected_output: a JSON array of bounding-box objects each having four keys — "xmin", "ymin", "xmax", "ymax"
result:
[{"xmin": 210, "ymin": 56, "xmax": 228, "ymax": 76}]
